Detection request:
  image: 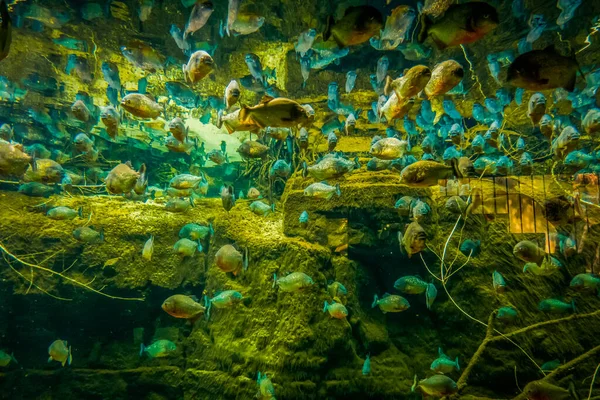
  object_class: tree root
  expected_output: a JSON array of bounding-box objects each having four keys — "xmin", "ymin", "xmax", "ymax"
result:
[{"xmin": 0, "ymin": 241, "xmax": 144, "ymax": 301}]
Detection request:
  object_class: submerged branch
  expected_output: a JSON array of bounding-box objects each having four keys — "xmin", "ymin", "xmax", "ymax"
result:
[{"xmin": 0, "ymin": 241, "xmax": 144, "ymax": 301}]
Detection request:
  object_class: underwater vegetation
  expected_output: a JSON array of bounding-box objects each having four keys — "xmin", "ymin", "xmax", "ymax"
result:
[{"xmin": 0, "ymin": 0, "xmax": 599, "ymax": 399}]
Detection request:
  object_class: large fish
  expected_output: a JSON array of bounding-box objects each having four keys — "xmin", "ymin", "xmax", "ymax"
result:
[
  {"xmin": 183, "ymin": 50, "xmax": 214, "ymax": 84},
  {"xmin": 239, "ymin": 96, "xmax": 310, "ymax": 129},
  {"xmin": 184, "ymin": 1, "xmax": 213, "ymax": 39},
  {"xmin": 418, "ymin": 2, "xmax": 499, "ymax": 49},
  {"xmin": 507, "ymin": 46, "xmax": 581, "ymax": 92},
  {"xmin": 324, "ymin": 6, "xmax": 383, "ymax": 48}
]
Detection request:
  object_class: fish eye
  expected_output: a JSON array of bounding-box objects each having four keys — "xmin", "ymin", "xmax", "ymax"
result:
[{"xmin": 483, "ymin": 14, "xmax": 490, "ymax": 18}]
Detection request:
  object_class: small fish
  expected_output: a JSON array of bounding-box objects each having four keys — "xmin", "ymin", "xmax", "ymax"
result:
[
  {"xmin": 215, "ymin": 244, "xmax": 247, "ymax": 275},
  {"xmin": 73, "ymin": 226, "xmax": 104, "ymax": 243},
  {"xmin": 101, "ymin": 62, "xmax": 121, "ymax": 91},
  {"xmin": 538, "ymin": 299, "xmax": 576, "ymax": 314},
  {"xmin": 496, "ymin": 306, "xmax": 518, "ymax": 323},
  {"xmin": 303, "ymin": 182, "xmax": 341, "ymax": 200},
  {"xmin": 142, "ymin": 235, "xmax": 154, "ymax": 261},
  {"xmin": 0, "ymin": 350, "xmax": 16, "ymax": 367},
  {"xmin": 295, "ymin": 28, "xmax": 317, "ymax": 57},
  {"xmin": 430, "ymin": 348, "xmax": 460, "ymax": 374},
  {"xmin": 184, "ymin": 1, "xmax": 213, "ymax": 39},
  {"xmin": 47, "ymin": 206, "xmax": 83, "ymax": 220},
  {"xmin": 522, "ymin": 379, "xmax": 578, "ymax": 400},
  {"xmin": 527, "ymin": 14, "xmax": 547, "ymax": 44},
  {"xmin": 411, "ymin": 374, "xmax": 458, "ymax": 397},
  {"xmin": 370, "ymin": 137, "xmax": 408, "ymax": 160},
  {"xmin": 239, "ymin": 96, "xmax": 310, "ymax": 129},
  {"xmin": 256, "ymin": 372, "xmax": 276, "ymax": 399},
  {"xmin": 394, "ymin": 275, "xmax": 428, "ymax": 294},
  {"xmin": 528, "ymin": 93, "xmax": 547, "ymax": 126},
  {"xmin": 345, "ymin": 71, "xmax": 357, "ymax": 94},
  {"xmin": 492, "ymin": 271, "xmax": 506, "ymax": 293},
  {"xmin": 398, "ymin": 221, "xmax": 426, "ymax": 258},
  {"xmin": 323, "ymin": 300, "xmax": 348, "ymax": 319},
  {"xmin": 162, "ymin": 294, "xmax": 205, "ymax": 319},
  {"xmin": 65, "ymin": 54, "xmax": 92, "ymax": 83},
  {"xmin": 372, "ymin": 293, "xmax": 410, "ymax": 313},
  {"xmin": 426, "ymin": 283, "xmax": 437, "ymax": 310},
  {"xmin": 121, "ymin": 93, "xmax": 161, "ymax": 119},
  {"xmin": 249, "ymin": 201, "xmax": 275, "ymax": 217},
  {"xmin": 174, "ymin": 238, "xmax": 202, "ymax": 257},
  {"xmin": 424, "ymin": 60, "xmax": 464, "ymax": 98},
  {"xmin": 513, "ymin": 240, "xmax": 546, "ymax": 265},
  {"xmin": 220, "ymin": 185, "xmax": 236, "ymax": 211},
  {"xmin": 552, "ymin": 126, "xmax": 580, "ymax": 160},
  {"xmin": 48, "ymin": 340, "xmax": 72, "ymax": 367},
  {"xmin": 376, "ymin": 56, "xmax": 389, "ymax": 85},
  {"xmin": 273, "ymin": 272, "xmax": 314, "ymax": 292},
  {"xmin": 226, "ymin": 0, "xmax": 241, "ymax": 36},
  {"xmin": 460, "ymin": 240, "xmax": 481, "ymax": 257},
  {"xmin": 299, "ymin": 211, "xmax": 309, "ymax": 224},
  {"xmin": 140, "ymin": 340, "xmax": 176, "ymax": 358},
  {"xmin": 541, "ymin": 359, "xmax": 561, "ymax": 372},
  {"xmin": 224, "ymin": 80, "xmax": 241, "ymax": 110},
  {"xmin": 380, "ymin": 5, "xmax": 417, "ymax": 48},
  {"xmin": 362, "ymin": 354, "xmax": 371, "ymax": 375},
  {"xmin": 400, "ymin": 160, "xmax": 461, "ymax": 187},
  {"xmin": 570, "ymin": 273, "xmax": 600, "ymax": 294},
  {"xmin": 557, "ymin": 0, "xmax": 581, "ymax": 28},
  {"xmin": 206, "ymin": 290, "xmax": 243, "ymax": 318},
  {"xmin": 165, "ymin": 197, "xmax": 194, "ymax": 213},
  {"xmin": 583, "ymin": 108, "xmax": 600, "ymax": 135},
  {"xmin": 385, "ymin": 65, "xmax": 432, "ymax": 100}
]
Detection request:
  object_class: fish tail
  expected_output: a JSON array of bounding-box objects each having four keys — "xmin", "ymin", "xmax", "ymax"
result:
[
  {"xmin": 139, "ymin": 343, "xmax": 146, "ymax": 357},
  {"xmin": 302, "ymin": 161, "xmax": 308, "ymax": 178},
  {"xmin": 456, "ymin": 356, "xmax": 460, "ymax": 371},
  {"xmin": 450, "ymin": 157, "xmax": 463, "ymax": 179},
  {"xmin": 323, "ymin": 15, "xmax": 334, "ymax": 42},
  {"xmin": 323, "ymin": 301, "xmax": 329, "ymax": 313},
  {"xmin": 99, "ymin": 228, "xmax": 105, "ymax": 243},
  {"xmin": 10, "ymin": 352, "xmax": 17, "ymax": 364},
  {"xmin": 209, "ymin": 223, "xmax": 214, "ymax": 237},
  {"xmin": 243, "ymin": 247, "xmax": 249, "ymax": 271},
  {"xmin": 68, "ymin": 346, "xmax": 72, "ymax": 366},
  {"xmin": 189, "ymin": 196, "xmax": 195, "ymax": 208},
  {"xmin": 77, "ymin": 207, "xmax": 83, "ymax": 218},
  {"xmin": 371, "ymin": 294, "xmax": 379, "ymax": 308},
  {"xmin": 196, "ymin": 239, "xmax": 203, "ymax": 253},
  {"xmin": 411, "ymin": 374, "xmax": 418, "ymax": 392},
  {"xmin": 417, "ymin": 13, "xmax": 430, "ymax": 44},
  {"xmin": 206, "ymin": 297, "xmax": 212, "ymax": 320},
  {"xmin": 272, "ymin": 273, "xmax": 277, "ymax": 288},
  {"xmin": 353, "ymin": 157, "xmax": 360, "ymax": 169},
  {"xmin": 335, "ymin": 183, "xmax": 341, "ymax": 197},
  {"xmin": 270, "ymin": 203, "xmax": 275, "ymax": 214},
  {"xmin": 571, "ymin": 299, "xmax": 577, "ymax": 313}
]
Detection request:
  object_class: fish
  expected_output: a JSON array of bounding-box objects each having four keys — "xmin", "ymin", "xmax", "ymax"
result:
[
  {"xmin": 206, "ymin": 290, "xmax": 243, "ymax": 318},
  {"xmin": 239, "ymin": 96, "xmax": 310, "ymax": 129},
  {"xmin": 424, "ymin": 60, "xmax": 464, "ymax": 97},
  {"xmin": 395, "ymin": 196, "xmax": 416, "ymax": 215},
  {"xmin": 299, "ymin": 211, "xmax": 309, "ymax": 224},
  {"xmin": 379, "ymin": 5, "xmax": 416, "ymax": 48},
  {"xmin": 538, "ymin": 299, "xmax": 576, "ymax": 314},
  {"xmin": 162, "ymin": 294, "xmax": 206, "ymax": 319},
  {"xmin": 521, "ymin": 380, "xmax": 578, "ymax": 400},
  {"xmin": 226, "ymin": 0, "xmax": 241, "ymax": 37},
  {"xmin": 183, "ymin": 50, "xmax": 214, "ymax": 84},
  {"xmin": 121, "ymin": 94, "xmax": 162, "ymax": 119},
  {"xmin": 138, "ymin": 0, "xmax": 153, "ymax": 23},
  {"xmin": 0, "ymin": 350, "xmax": 16, "ymax": 367},
  {"xmin": 426, "ymin": 283, "xmax": 437, "ymax": 310},
  {"xmin": 142, "ymin": 235, "xmax": 154, "ymax": 261},
  {"xmin": 400, "ymin": 160, "xmax": 461, "ymax": 187},
  {"xmin": 140, "ymin": 340, "xmax": 176, "ymax": 358},
  {"xmin": 174, "ymin": 238, "xmax": 202, "ymax": 257},
  {"xmin": 71, "ymin": 100, "xmax": 91, "ymax": 123},
  {"xmin": 73, "ymin": 226, "xmax": 104, "ymax": 243},
  {"xmin": 18, "ymin": 182, "xmax": 58, "ymax": 197},
  {"xmin": 371, "ymin": 293, "xmax": 410, "ymax": 313},
  {"xmin": 105, "ymin": 162, "xmax": 145, "ymax": 195},
  {"xmin": 570, "ymin": 273, "xmax": 600, "ymax": 294},
  {"xmin": 394, "ymin": 275, "xmax": 428, "ymax": 294},
  {"xmin": 460, "ymin": 240, "xmax": 481, "ymax": 257},
  {"xmin": 218, "ymin": 109, "xmax": 260, "ymax": 134},
  {"xmin": 249, "ymin": 201, "xmax": 275, "ymax": 216},
  {"xmin": 411, "ymin": 374, "xmax": 458, "ymax": 397},
  {"xmin": 48, "ymin": 340, "xmax": 72, "ymax": 367},
  {"xmin": 398, "ymin": 221, "xmax": 426, "ymax": 258},
  {"xmin": 583, "ymin": 108, "xmax": 600, "ymax": 135},
  {"xmin": 376, "ymin": 56, "xmax": 389, "ymax": 85},
  {"xmin": 207, "ymin": 149, "xmax": 229, "ymax": 165},
  {"xmin": 303, "ymin": 182, "xmax": 341, "ymax": 200},
  {"xmin": 224, "ymin": 80, "xmax": 241, "ymax": 110},
  {"xmin": 418, "ymin": 2, "xmax": 499, "ymax": 49},
  {"xmin": 507, "ymin": 46, "xmax": 581, "ymax": 92},
  {"xmin": 430, "ymin": 348, "xmax": 460, "ymax": 374},
  {"xmin": 121, "ymin": 40, "xmax": 164, "ymax": 72},
  {"xmin": 179, "ymin": 223, "xmax": 213, "ymax": 242},
  {"xmin": 528, "ymin": 93, "xmax": 547, "ymax": 126},
  {"xmin": 215, "ymin": 244, "xmax": 247, "ymax": 275},
  {"xmin": 557, "ymin": 0, "xmax": 581, "ymax": 27},
  {"xmin": 540, "ymin": 359, "xmax": 561, "ymax": 372},
  {"xmin": 296, "ymin": 29, "xmax": 317, "ymax": 57},
  {"xmin": 269, "ymin": 159, "xmax": 291, "ymax": 178},
  {"xmin": 385, "ymin": 65, "xmax": 432, "ymax": 100},
  {"xmin": 229, "ymin": 12, "xmax": 264, "ymax": 36},
  {"xmin": 552, "ymin": 126, "xmax": 580, "ymax": 160},
  {"xmin": 184, "ymin": 1, "xmax": 213, "ymax": 39},
  {"xmin": 47, "ymin": 206, "xmax": 83, "ymax": 220},
  {"xmin": 327, "ymin": 132, "xmax": 336, "ymax": 152},
  {"xmin": 323, "ymin": 300, "xmax": 348, "ymax": 319},
  {"xmin": 237, "ymin": 140, "xmax": 269, "ymax": 159},
  {"xmin": 165, "ymin": 197, "xmax": 194, "ymax": 213},
  {"xmin": 303, "ymin": 155, "xmax": 359, "ymax": 180},
  {"xmin": 166, "ymin": 81, "xmax": 199, "ymax": 108},
  {"xmin": 273, "ymin": 272, "xmax": 314, "ymax": 292},
  {"xmin": 100, "ymin": 106, "xmax": 120, "ymax": 138},
  {"xmin": 168, "ymin": 118, "xmax": 188, "ymax": 143},
  {"xmin": 65, "ymin": 54, "xmax": 92, "ymax": 83},
  {"xmin": 496, "ymin": 306, "xmax": 518, "ymax": 323},
  {"xmin": 362, "ymin": 354, "xmax": 371, "ymax": 375},
  {"xmin": 256, "ymin": 372, "xmax": 276, "ymax": 399},
  {"xmin": 492, "ymin": 271, "xmax": 506, "ymax": 293},
  {"xmin": 324, "ymin": 6, "xmax": 383, "ymax": 48},
  {"xmin": 165, "ymin": 136, "xmax": 196, "ymax": 154},
  {"xmin": 53, "ymin": 34, "xmax": 86, "ymax": 51}
]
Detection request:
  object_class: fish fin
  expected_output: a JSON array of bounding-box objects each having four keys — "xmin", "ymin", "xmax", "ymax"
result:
[
  {"xmin": 272, "ymin": 273, "xmax": 277, "ymax": 288},
  {"xmin": 382, "ymin": 292, "xmax": 391, "ymax": 298},
  {"xmin": 48, "ymin": 356, "xmax": 53, "ymax": 363},
  {"xmin": 417, "ymin": 13, "xmax": 430, "ymax": 43},
  {"xmin": 335, "ymin": 183, "xmax": 341, "ymax": 197},
  {"xmin": 384, "ymin": 76, "xmax": 393, "ymax": 97},
  {"xmin": 78, "ymin": 206, "xmax": 83, "ymax": 218},
  {"xmin": 371, "ymin": 294, "xmax": 379, "ymax": 308},
  {"xmin": 260, "ymin": 95, "xmax": 274, "ymax": 104},
  {"xmin": 411, "ymin": 375, "xmax": 418, "ymax": 392},
  {"xmin": 10, "ymin": 353, "xmax": 17, "ymax": 364},
  {"xmin": 68, "ymin": 346, "xmax": 72, "ymax": 365},
  {"xmin": 450, "ymin": 157, "xmax": 463, "ymax": 179},
  {"xmin": 139, "ymin": 343, "xmax": 145, "ymax": 357},
  {"xmin": 323, "ymin": 301, "xmax": 329, "ymax": 313},
  {"xmin": 456, "ymin": 357, "xmax": 460, "ymax": 371}
]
